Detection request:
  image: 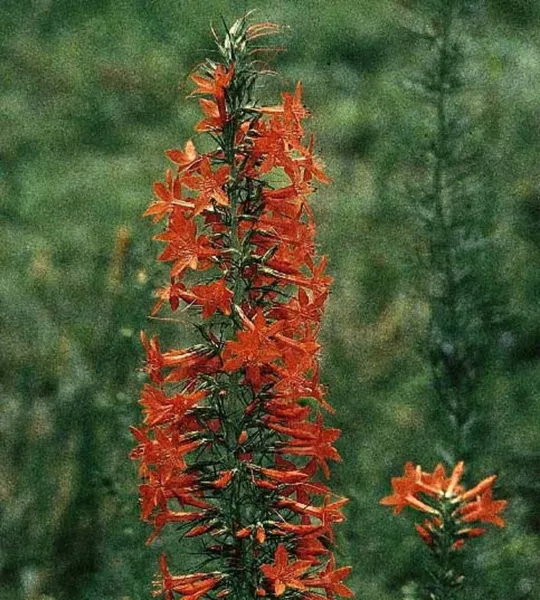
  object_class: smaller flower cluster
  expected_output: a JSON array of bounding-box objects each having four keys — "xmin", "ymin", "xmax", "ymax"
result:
[{"xmin": 380, "ymin": 461, "xmax": 507, "ymax": 550}]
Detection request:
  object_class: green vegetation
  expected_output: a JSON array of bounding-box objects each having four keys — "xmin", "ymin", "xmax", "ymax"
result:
[{"xmin": 1, "ymin": 1, "xmax": 539, "ymax": 599}]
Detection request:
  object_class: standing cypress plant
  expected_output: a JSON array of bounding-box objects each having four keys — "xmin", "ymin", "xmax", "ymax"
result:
[
  {"xmin": 378, "ymin": 2, "xmax": 508, "ymax": 598},
  {"xmin": 130, "ymin": 16, "xmax": 353, "ymax": 600}
]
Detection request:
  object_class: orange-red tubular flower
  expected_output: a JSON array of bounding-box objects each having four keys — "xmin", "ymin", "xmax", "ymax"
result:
[{"xmin": 131, "ymin": 15, "xmax": 351, "ymax": 600}]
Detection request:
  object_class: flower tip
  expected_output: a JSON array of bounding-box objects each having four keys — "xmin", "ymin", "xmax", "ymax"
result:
[{"xmin": 246, "ymin": 21, "xmax": 283, "ymax": 41}]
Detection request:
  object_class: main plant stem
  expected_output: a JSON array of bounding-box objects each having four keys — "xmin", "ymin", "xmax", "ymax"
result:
[
  {"xmin": 220, "ymin": 60, "xmax": 258, "ymax": 600},
  {"xmin": 425, "ymin": 502, "xmax": 463, "ymax": 600}
]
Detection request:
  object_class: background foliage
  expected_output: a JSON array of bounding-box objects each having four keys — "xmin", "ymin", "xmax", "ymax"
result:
[{"xmin": 1, "ymin": 1, "xmax": 539, "ymax": 599}]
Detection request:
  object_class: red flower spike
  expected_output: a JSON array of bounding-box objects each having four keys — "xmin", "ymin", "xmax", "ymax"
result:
[
  {"xmin": 381, "ymin": 461, "xmax": 507, "ymax": 548},
  {"xmin": 132, "ymin": 16, "xmax": 351, "ymax": 600}
]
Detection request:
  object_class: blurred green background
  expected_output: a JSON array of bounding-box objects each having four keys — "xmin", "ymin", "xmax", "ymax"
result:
[{"xmin": 2, "ymin": 1, "xmax": 540, "ymax": 599}]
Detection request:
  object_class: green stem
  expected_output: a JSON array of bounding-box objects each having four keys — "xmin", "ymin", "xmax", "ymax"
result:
[
  {"xmin": 216, "ymin": 34, "xmax": 263, "ymax": 600},
  {"xmin": 425, "ymin": 501, "xmax": 463, "ymax": 600}
]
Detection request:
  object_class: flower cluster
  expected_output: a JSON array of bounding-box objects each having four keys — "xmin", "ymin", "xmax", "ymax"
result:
[
  {"xmin": 131, "ymin": 16, "xmax": 352, "ymax": 600},
  {"xmin": 380, "ymin": 461, "xmax": 507, "ymax": 550}
]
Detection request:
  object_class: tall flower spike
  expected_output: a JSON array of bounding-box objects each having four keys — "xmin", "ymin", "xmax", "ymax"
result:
[{"xmin": 131, "ymin": 15, "xmax": 352, "ymax": 600}]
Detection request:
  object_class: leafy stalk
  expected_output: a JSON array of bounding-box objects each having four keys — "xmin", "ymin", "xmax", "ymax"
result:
[
  {"xmin": 131, "ymin": 15, "xmax": 352, "ymax": 600},
  {"xmin": 405, "ymin": 0, "xmax": 499, "ymax": 464}
]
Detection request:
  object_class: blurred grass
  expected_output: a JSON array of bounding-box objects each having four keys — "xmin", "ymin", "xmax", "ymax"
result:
[{"xmin": 1, "ymin": 1, "xmax": 540, "ymax": 599}]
